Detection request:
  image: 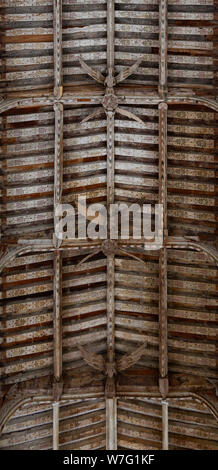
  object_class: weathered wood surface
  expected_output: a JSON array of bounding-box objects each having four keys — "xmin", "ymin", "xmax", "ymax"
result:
[{"xmin": 0, "ymin": 0, "xmax": 217, "ymax": 452}]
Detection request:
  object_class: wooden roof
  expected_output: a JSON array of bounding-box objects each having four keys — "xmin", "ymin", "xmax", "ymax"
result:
[{"xmin": 0, "ymin": 0, "xmax": 217, "ymax": 450}]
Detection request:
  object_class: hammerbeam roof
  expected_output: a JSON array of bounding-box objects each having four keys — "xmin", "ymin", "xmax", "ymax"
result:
[{"xmin": 0, "ymin": 0, "xmax": 217, "ymax": 451}]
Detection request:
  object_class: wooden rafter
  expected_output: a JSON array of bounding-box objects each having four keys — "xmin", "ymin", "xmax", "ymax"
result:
[
  {"xmin": 54, "ymin": 102, "xmax": 64, "ymax": 249},
  {"xmin": 1, "ymin": 94, "xmax": 218, "ymax": 116},
  {"xmin": 1, "ymin": 237, "xmax": 217, "ymax": 270},
  {"xmin": 52, "ymin": 0, "xmax": 63, "ymax": 451},
  {"xmin": 107, "ymin": 0, "xmax": 115, "ymax": 75},
  {"xmin": 1, "ymin": 373, "xmax": 218, "ymax": 437},
  {"xmin": 162, "ymin": 401, "xmax": 169, "ymax": 450},
  {"xmin": 53, "ymin": 251, "xmax": 62, "ymax": 385},
  {"xmin": 159, "ymin": 0, "xmax": 168, "ymax": 97},
  {"xmin": 158, "ymin": 102, "xmax": 168, "ymax": 398},
  {"xmin": 107, "ymin": 111, "xmax": 115, "ymax": 205},
  {"xmin": 106, "ymin": 398, "xmax": 117, "ymax": 450},
  {"xmin": 158, "ymin": 1, "xmax": 169, "ymax": 450},
  {"xmin": 53, "ymin": 0, "xmax": 63, "ymax": 99},
  {"xmin": 105, "ymin": 0, "xmax": 117, "ymax": 451},
  {"xmin": 0, "ymin": 0, "xmax": 217, "ymax": 451}
]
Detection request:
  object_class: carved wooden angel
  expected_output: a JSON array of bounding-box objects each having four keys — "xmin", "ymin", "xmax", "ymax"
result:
[
  {"xmin": 79, "ymin": 56, "xmax": 147, "ymax": 126},
  {"xmin": 77, "ymin": 342, "xmax": 147, "ymax": 397}
]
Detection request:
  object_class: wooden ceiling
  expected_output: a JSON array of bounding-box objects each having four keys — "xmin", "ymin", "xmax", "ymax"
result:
[{"xmin": 0, "ymin": 0, "xmax": 217, "ymax": 450}]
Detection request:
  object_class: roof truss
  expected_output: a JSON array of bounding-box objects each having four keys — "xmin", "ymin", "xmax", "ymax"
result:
[{"xmin": 0, "ymin": 0, "xmax": 217, "ymax": 451}]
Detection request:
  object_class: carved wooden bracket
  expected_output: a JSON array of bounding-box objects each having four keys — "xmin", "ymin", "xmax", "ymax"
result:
[
  {"xmin": 165, "ymin": 236, "xmax": 218, "ymax": 266},
  {"xmin": 53, "ymin": 378, "xmax": 63, "ymax": 402},
  {"xmin": 79, "ymin": 57, "xmax": 146, "ymax": 126},
  {"xmin": 76, "ymin": 240, "xmax": 146, "ymax": 267},
  {"xmin": 159, "ymin": 377, "xmax": 169, "ymax": 399},
  {"xmin": 79, "ymin": 56, "xmax": 144, "ymax": 92},
  {"xmin": 77, "ymin": 342, "xmax": 147, "ymax": 398}
]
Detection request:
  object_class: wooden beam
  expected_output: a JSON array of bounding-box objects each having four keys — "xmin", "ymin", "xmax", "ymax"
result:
[
  {"xmin": 1, "ymin": 94, "xmax": 218, "ymax": 115},
  {"xmin": 5, "ymin": 237, "xmax": 218, "ymax": 267},
  {"xmin": 162, "ymin": 401, "xmax": 169, "ymax": 450},
  {"xmin": 53, "ymin": 250, "xmax": 62, "ymax": 450},
  {"xmin": 105, "ymin": 1, "xmax": 117, "ymax": 449},
  {"xmin": 106, "ymin": 398, "xmax": 117, "ymax": 450},
  {"xmin": 107, "ymin": 111, "xmax": 115, "ymax": 205},
  {"xmin": 159, "ymin": 247, "xmax": 168, "ymax": 395},
  {"xmin": 107, "ymin": 253, "xmax": 115, "ymax": 354},
  {"xmin": 158, "ymin": 102, "xmax": 168, "ymax": 397},
  {"xmin": 0, "ymin": 246, "xmax": 34, "ymax": 274},
  {"xmin": 53, "ymin": 0, "xmax": 63, "ymax": 99},
  {"xmin": 166, "ymin": 237, "xmax": 218, "ymax": 266},
  {"xmin": 1, "ymin": 373, "xmax": 217, "ymax": 437},
  {"xmin": 52, "ymin": 402, "xmax": 60, "ymax": 450},
  {"xmin": 159, "ymin": 0, "xmax": 168, "ymax": 97},
  {"xmin": 106, "ymin": 0, "xmax": 115, "ymax": 204},
  {"xmin": 107, "ymin": 0, "xmax": 115, "ymax": 73},
  {"xmin": 54, "ymin": 101, "xmax": 63, "ymax": 248},
  {"xmin": 159, "ymin": 102, "xmax": 168, "ymax": 231},
  {"xmin": 53, "ymin": 250, "xmax": 62, "ymax": 382}
]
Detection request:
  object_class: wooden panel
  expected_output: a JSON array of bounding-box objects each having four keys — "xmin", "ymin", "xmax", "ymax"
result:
[
  {"xmin": 62, "ymin": 0, "xmax": 107, "ymax": 90},
  {"xmin": 0, "ymin": 105, "xmax": 55, "ymax": 241},
  {"xmin": 0, "ymin": 252, "xmax": 54, "ymax": 383},
  {"xmin": 117, "ymin": 398, "xmax": 218, "ymax": 450},
  {"xmin": 167, "ymin": 249, "xmax": 217, "ymax": 379},
  {"xmin": 0, "ymin": 399, "xmax": 106, "ymax": 450},
  {"xmin": 117, "ymin": 398, "xmax": 162, "ymax": 450},
  {"xmin": 167, "ymin": 104, "xmax": 216, "ymax": 242},
  {"xmin": 62, "ymin": 106, "xmax": 107, "ymax": 207},
  {"xmin": 61, "ymin": 251, "xmax": 107, "ymax": 369},
  {"xmin": 168, "ymin": 0, "xmax": 217, "ymax": 97},
  {"xmin": 0, "ymin": 0, "xmax": 217, "ymax": 453},
  {"xmin": 115, "ymin": 252, "xmax": 159, "ymax": 371},
  {"xmin": 114, "ymin": 0, "xmax": 159, "ymax": 90},
  {"xmin": 0, "ymin": 1, "xmax": 54, "ymax": 96},
  {"xmin": 114, "ymin": 105, "xmax": 159, "ymax": 206},
  {"xmin": 168, "ymin": 398, "xmax": 218, "ymax": 450}
]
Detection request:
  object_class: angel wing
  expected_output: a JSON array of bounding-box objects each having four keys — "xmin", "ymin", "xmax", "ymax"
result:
[
  {"xmin": 81, "ymin": 108, "xmax": 104, "ymax": 124},
  {"xmin": 115, "ymin": 56, "xmax": 144, "ymax": 84},
  {"xmin": 76, "ymin": 248, "xmax": 102, "ymax": 267},
  {"xmin": 77, "ymin": 344, "xmax": 105, "ymax": 372},
  {"xmin": 117, "ymin": 248, "xmax": 146, "ymax": 266},
  {"xmin": 116, "ymin": 107, "xmax": 145, "ymax": 126},
  {"xmin": 117, "ymin": 341, "xmax": 147, "ymax": 371},
  {"xmin": 79, "ymin": 58, "xmax": 105, "ymax": 85}
]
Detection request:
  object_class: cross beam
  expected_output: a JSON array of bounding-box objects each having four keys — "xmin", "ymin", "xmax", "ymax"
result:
[
  {"xmin": 105, "ymin": 1, "xmax": 117, "ymax": 451},
  {"xmin": 158, "ymin": 1, "xmax": 169, "ymax": 449},
  {"xmin": 52, "ymin": 0, "xmax": 63, "ymax": 451},
  {"xmin": 158, "ymin": 102, "xmax": 168, "ymax": 399}
]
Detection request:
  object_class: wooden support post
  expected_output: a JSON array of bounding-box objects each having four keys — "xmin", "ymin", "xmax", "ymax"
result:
[
  {"xmin": 106, "ymin": 398, "xmax": 117, "ymax": 450},
  {"xmin": 105, "ymin": 0, "xmax": 117, "ymax": 450},
  {"xmin": 106, "ymin": 0, "xmax": 115, "ymax": 205},
  {"xmin": 106, "ymin": 184, "xmax": 116, "ymax": 449},
  {"xmin": 54, "ymin": 102, "xmax": 63, "ymax": 248},
  {"xmin": 53, "ymin": 250, "xmax": 62, "ymax": 450},
  {"xmin": 159, "ymin": 103, "xmax": 168, "ymax": 231},
  {"xmin": 106, "ymin": 0, "xmax": 115, "ymax": 360},
  {"xmin": 162, "ymin": 401, "xmax": 169, "ymax": 450},
  {"xmin": 107, "ymin": 253, "xmax": 115, "ymax": 354},
  {"xmin": 53, "ymin": 0, "xmax": 63, "ymax": 99},
  {"xmin": 159, "ymin": 0, "xmax": 168, "ymax": 97},
  {"xmin": 107, "ymin": 112, "xmax": 115, "ymax": 205},
  {"xmin": 53, "ymin": 0, "xmax": 63, "ymax": 451},
  {"xmin": 53, "ymin": 250, "xmax": 62, "ymax": 382},
  {"xmin": 52, "ymin": 401, "xmax": 60, "ymax": 450},
  {"xmin": 107, "ymin": 0, "xmax": 115, "ymax": 73},
  {"xmin": 106, "ymin": 122, "xmax": 117, "ymax": 446},
  {"xmin": 158, "ymin": 102, "xmax": 168, "ymax": 398},
  {"xmin": 159, "ymin": 247, "xmax": 168, "ymax": 396}
]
